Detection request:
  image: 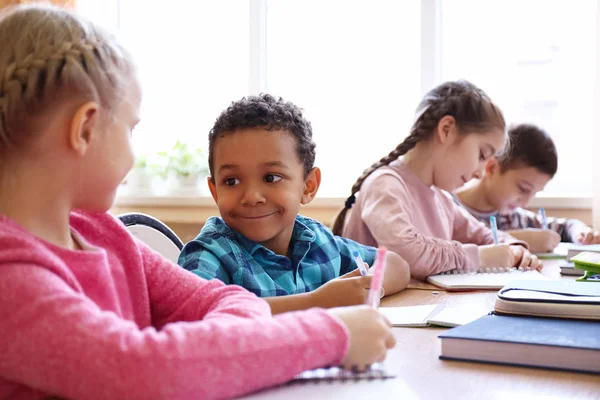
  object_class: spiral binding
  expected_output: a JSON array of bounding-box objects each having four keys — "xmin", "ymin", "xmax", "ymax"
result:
[
  {"xmin": 291, "ymin": 362, "xmax": 393, "ymax": 384},
  {"xmin": 439, "ymin": 266, "xmax": 532, "ymax": 275}
]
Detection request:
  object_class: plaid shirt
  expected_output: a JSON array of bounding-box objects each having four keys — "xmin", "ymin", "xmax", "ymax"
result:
[
  {"xmin": 452, "ymin": 193, "xmax": 587, "ymax": 243},
  {"xmin": 178, "ymin": 215, "xmax": 377, "ymax": 297}
]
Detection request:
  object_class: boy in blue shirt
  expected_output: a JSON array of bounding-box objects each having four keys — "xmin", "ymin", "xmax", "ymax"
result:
[{"xmin": 178, "ymin": 94, "xmax": 410, "ymax": 314}]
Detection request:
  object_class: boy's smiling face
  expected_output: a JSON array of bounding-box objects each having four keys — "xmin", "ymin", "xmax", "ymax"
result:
[{"xmin": 208, "ymin": 127, "xmax": 320, "ymax": 256}]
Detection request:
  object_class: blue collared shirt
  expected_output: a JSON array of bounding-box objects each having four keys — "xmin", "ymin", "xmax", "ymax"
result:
[{"xmin": 178, "ymin": 215, "xmax": 377, "ymax": 297}]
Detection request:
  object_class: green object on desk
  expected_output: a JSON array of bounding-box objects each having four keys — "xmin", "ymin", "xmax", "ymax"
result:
[
  {"xmin": 535, "ymin": 242, "xmax": 600, "ymax": 260},
  {"xmin": 534, "ymin": 252, "xmax": 567, "ymax": 260},
  {"xmin": 570, "ymin": 251, "xmax": 600, "ymax": 282}
]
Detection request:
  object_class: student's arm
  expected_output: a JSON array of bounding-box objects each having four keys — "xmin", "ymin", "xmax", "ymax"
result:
[
  {"xmin": 559, "ymin": 218, "xmax": 597, "ymax": 244},
  {"xmin": 500, "ymin": 207, "xmax": 600, "ymax": 247},
  {"xmin": 334, "ymin": 236, "xmax": 410, "ymax": 298},
  {"xmin": 265, "ymin": 273, "xmax": 373, "ymax": 315},
  {"xmin": 502, "ymin": 207, "xmax": 591, "ymax": 243},
  {"xmin": 379, "ymin": 251, "xmax": 411, "ymax": 296},
  {"xmin": 141, "ymin": 240, "xmax": 268, "ymax": 326},
  {"xmin": 0, "ymin": 262, "xmax": 350, "ymax": 400},
  {"xmin": 451, "ymin": 204, "xmax": 527, "ymax": 249},
  {"xmin": 451, "ymin": 208, "xmax": 543, "ymax": 270},
  {"xmin": 504, "ymin": 229, "xmax": 561, "ymax": 253},
  {"xmin": 451, "ymin": 206, "xmax": 544, "ymax": 270},
  {"xmin": 573, "ymin": 225, "xmax": 600, "ymax": 245},
  {"xmin": 179, "ymin": 241, "xmax": 368, "ymax": 315},
  {"xmin": 359, "ymin": 174, "xmax": 487, "ymax": 280},
  {"xmin": 265, "ymin": 293, "xmax": 315, "ymax": 314}
]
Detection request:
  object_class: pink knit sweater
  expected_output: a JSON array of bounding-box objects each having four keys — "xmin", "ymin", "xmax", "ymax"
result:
[
  {"xmin": 343, "ymin": 160, "xmax": 525, "ymax": 280},
  {"xmin": 0, "ymin": 211, "xmax": 348, "ymax": 400}
]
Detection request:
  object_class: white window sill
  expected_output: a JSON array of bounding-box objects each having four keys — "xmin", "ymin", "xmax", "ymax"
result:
[
  {"xmin": 528, "ymin": 194, "xmax": 591, "ymax": 209},
  {"xmin": 114, "ymin": 186, "xmax": 592, "ymax": 210}
]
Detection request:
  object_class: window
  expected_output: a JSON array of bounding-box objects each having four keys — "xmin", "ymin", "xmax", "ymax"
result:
[
  {"xmin": 79, "ymin": 0, "xmax": 249, "ymax": 157},
  {"xmin": 440, "ymin": 0, "xmax": 597, "ymax": 196},
  {"xmin": 77, "ymin": 0, "xmax": 597, "ymax": 199},
  {"xmin": 266, "ymin": 0, "xmax": 421, "ymax": 197}
]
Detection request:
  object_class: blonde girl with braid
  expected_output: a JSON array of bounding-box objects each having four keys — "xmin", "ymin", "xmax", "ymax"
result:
[
  {"xmin": 0, "ymin": 5, "xmax": 397, "ymax": 399},
  {"xmin": 332, "ymin": 81, "xmax": 543, "ymax": 280}
]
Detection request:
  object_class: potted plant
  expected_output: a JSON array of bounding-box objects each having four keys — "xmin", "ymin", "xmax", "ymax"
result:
[
  {"xmin": 126, "ymin": 154, "xmax": 154, "ymax": 189},
  {"xmin": 158, "ymin": 140, "xmax": 209, "ymax": 191}
]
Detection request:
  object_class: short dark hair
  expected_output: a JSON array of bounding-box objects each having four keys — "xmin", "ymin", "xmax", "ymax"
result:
[
  {"xmin": 208, "ymin": 93, "xmax": 316, "ymax": 177},
  {"xmin": 497, "ymin": 123, "xmax": 557, "ymax": 176}
]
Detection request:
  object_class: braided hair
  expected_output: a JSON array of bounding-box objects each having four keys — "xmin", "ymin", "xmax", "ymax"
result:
[
  {"xmin": 0, "ymin": 4, "xmax": 132, "ymax": 153},
  {"xmin": 331, "ymin": 80, "xmax": 505, "ymax": 235}
]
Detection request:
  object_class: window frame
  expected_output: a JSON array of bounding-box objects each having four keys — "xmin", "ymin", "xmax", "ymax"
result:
[{"xmin": 99, "ymin": 0, "xmax": 595, "ymax": 210}]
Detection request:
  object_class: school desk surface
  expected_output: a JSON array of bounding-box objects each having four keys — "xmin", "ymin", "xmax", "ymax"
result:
[{"xmin": 243, "ymin": 259, "xmax": 600, "ymax": 400}]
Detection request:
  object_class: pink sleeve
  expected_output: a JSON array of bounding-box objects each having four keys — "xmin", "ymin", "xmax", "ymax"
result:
[
  {"xmin": 136, "ymin": 239, "xmax": 271, "ymax": 328},
  {"xmin": 360, "ymin": 174, "xmax": 480, "ymax": 280},
  {"xmin": 451, "ymin": 204, "xmax": 528, "ymax": 250},
  {"xmin": 0, "ymin": 265, "xmax": 349, "ymax": 400}
]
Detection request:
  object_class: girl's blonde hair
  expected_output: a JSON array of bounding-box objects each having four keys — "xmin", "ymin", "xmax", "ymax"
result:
[
  {"xmin": 0, "ymin": 4, "xmax": 133, "ymax": 153},
  {"xmin": 331, "ymin": 80, "xmax": 505, "ymax": 236}
]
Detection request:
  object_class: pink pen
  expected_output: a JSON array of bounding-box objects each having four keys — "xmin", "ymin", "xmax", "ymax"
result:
[{"xmin": 367, "ymin": 246, "xmax": 388, "ymax": 308}]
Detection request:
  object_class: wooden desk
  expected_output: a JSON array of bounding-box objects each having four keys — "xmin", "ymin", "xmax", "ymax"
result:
[{"xmin": 245, "ymin": 260, "xmax": 600, "ymax": 399}]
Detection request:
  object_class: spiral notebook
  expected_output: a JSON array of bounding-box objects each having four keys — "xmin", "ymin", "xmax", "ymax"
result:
[
  {"xmin": 426, "ymin": 267, "xmax": 548, "ymax": 291},
  {"xmin": 290, "ymin": 363, "xmax": 395, "ymax": 383}
]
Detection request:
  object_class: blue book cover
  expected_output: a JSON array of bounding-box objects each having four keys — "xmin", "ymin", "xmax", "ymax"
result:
[{"xmin": 439, "ymin": 314, "xmax": 600, "ymax": 374}]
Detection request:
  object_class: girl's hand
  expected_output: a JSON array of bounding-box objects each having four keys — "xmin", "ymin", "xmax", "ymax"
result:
[
  {"xmin": 478, "ymin": 244, "xmax": 513, "ymax": 269},
  {"xmin": 509, "ymin": 245, "xmax": 543, "ymax": 271},
  {"xmin": 327, "ymin": 306, "xmax": 396, "ymax": 370}
]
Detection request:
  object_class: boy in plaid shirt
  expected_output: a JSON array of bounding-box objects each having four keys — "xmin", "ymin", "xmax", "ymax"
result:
[
  {"xmin": 178, "ymin": 94, "xmax": 410, "ymax": 314},
  {"xmin": 454, "ymin": 123, "xmax": 599, "ymax": 253}
]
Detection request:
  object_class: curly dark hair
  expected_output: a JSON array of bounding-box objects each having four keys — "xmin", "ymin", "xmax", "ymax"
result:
[
  {"xmin": 497, "ymin": 123, "xmax": 557, "ymax": 176},
  {"xmin": 208, "ymin": 93, "xmax": 316, "ymax": 178}
]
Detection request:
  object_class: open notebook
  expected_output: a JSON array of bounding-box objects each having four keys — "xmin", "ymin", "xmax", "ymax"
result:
[
  {"xmin": 290, "ymin": 362, "xmax": 395, "ymax": 383},
  {"xmin": 379, "ymin": 305, "xmax": 489, "ymax": 328},
  {"xmin": 426, "ymin": 267, "xmax": 548, "ymax": 291}
]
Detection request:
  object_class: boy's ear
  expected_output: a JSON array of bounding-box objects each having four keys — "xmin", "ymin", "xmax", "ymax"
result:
[
  {"xmin": 301, "ymin": 167, "xmax": 321, "ymax": 205},
  {"xmin": 208, "ymin": 176, "xmax": 218, "ymax": 203},
  {"xmin": 485, "ymin": 157, "xmax": 500, "ymax": 176},
  {"xmin": 69, "ymin": 102, "xmax": 99, "ymax": 156},
  {"xmin": 436, "ymin": 115, "xmax": 457, "ymax": 145}
]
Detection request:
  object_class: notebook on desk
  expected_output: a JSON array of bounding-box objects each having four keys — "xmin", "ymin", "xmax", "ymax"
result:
[
  {"xmin": 378, "ymin": 305, "xmax": 439, "ymax": 327},
  {"xmin": 560, "ymin": 262, "xmax": 585, "ymax": 276},
  {"xmin": 426, "ymin": 268, "xmax": 548, "ymax": 291},
  {"xmin": 379, "ymin": 305, "xmax": 488, "ymax": 328}
]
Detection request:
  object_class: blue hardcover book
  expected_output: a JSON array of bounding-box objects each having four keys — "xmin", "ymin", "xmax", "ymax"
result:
[{"xmin": 439, "ymin": 314, "xmax": 600, "ymax": 374}]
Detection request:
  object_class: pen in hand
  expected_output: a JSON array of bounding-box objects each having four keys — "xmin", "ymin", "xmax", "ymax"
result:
[
  {"xmin": 367, "ymin": 247, "xmax": 388, "ymax": 308},
  {"xmin": 489, "ymin": 216, "xmax": 499, "ymax": 245},
  {"xmin": 352, "ymin": 251, "xmax": 369, "ymax": 276}
]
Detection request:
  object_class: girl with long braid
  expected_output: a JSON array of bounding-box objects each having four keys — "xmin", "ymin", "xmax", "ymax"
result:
[{"xmin": 332, "ymin": 81, "xmax": 542, "ymax": 280}]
